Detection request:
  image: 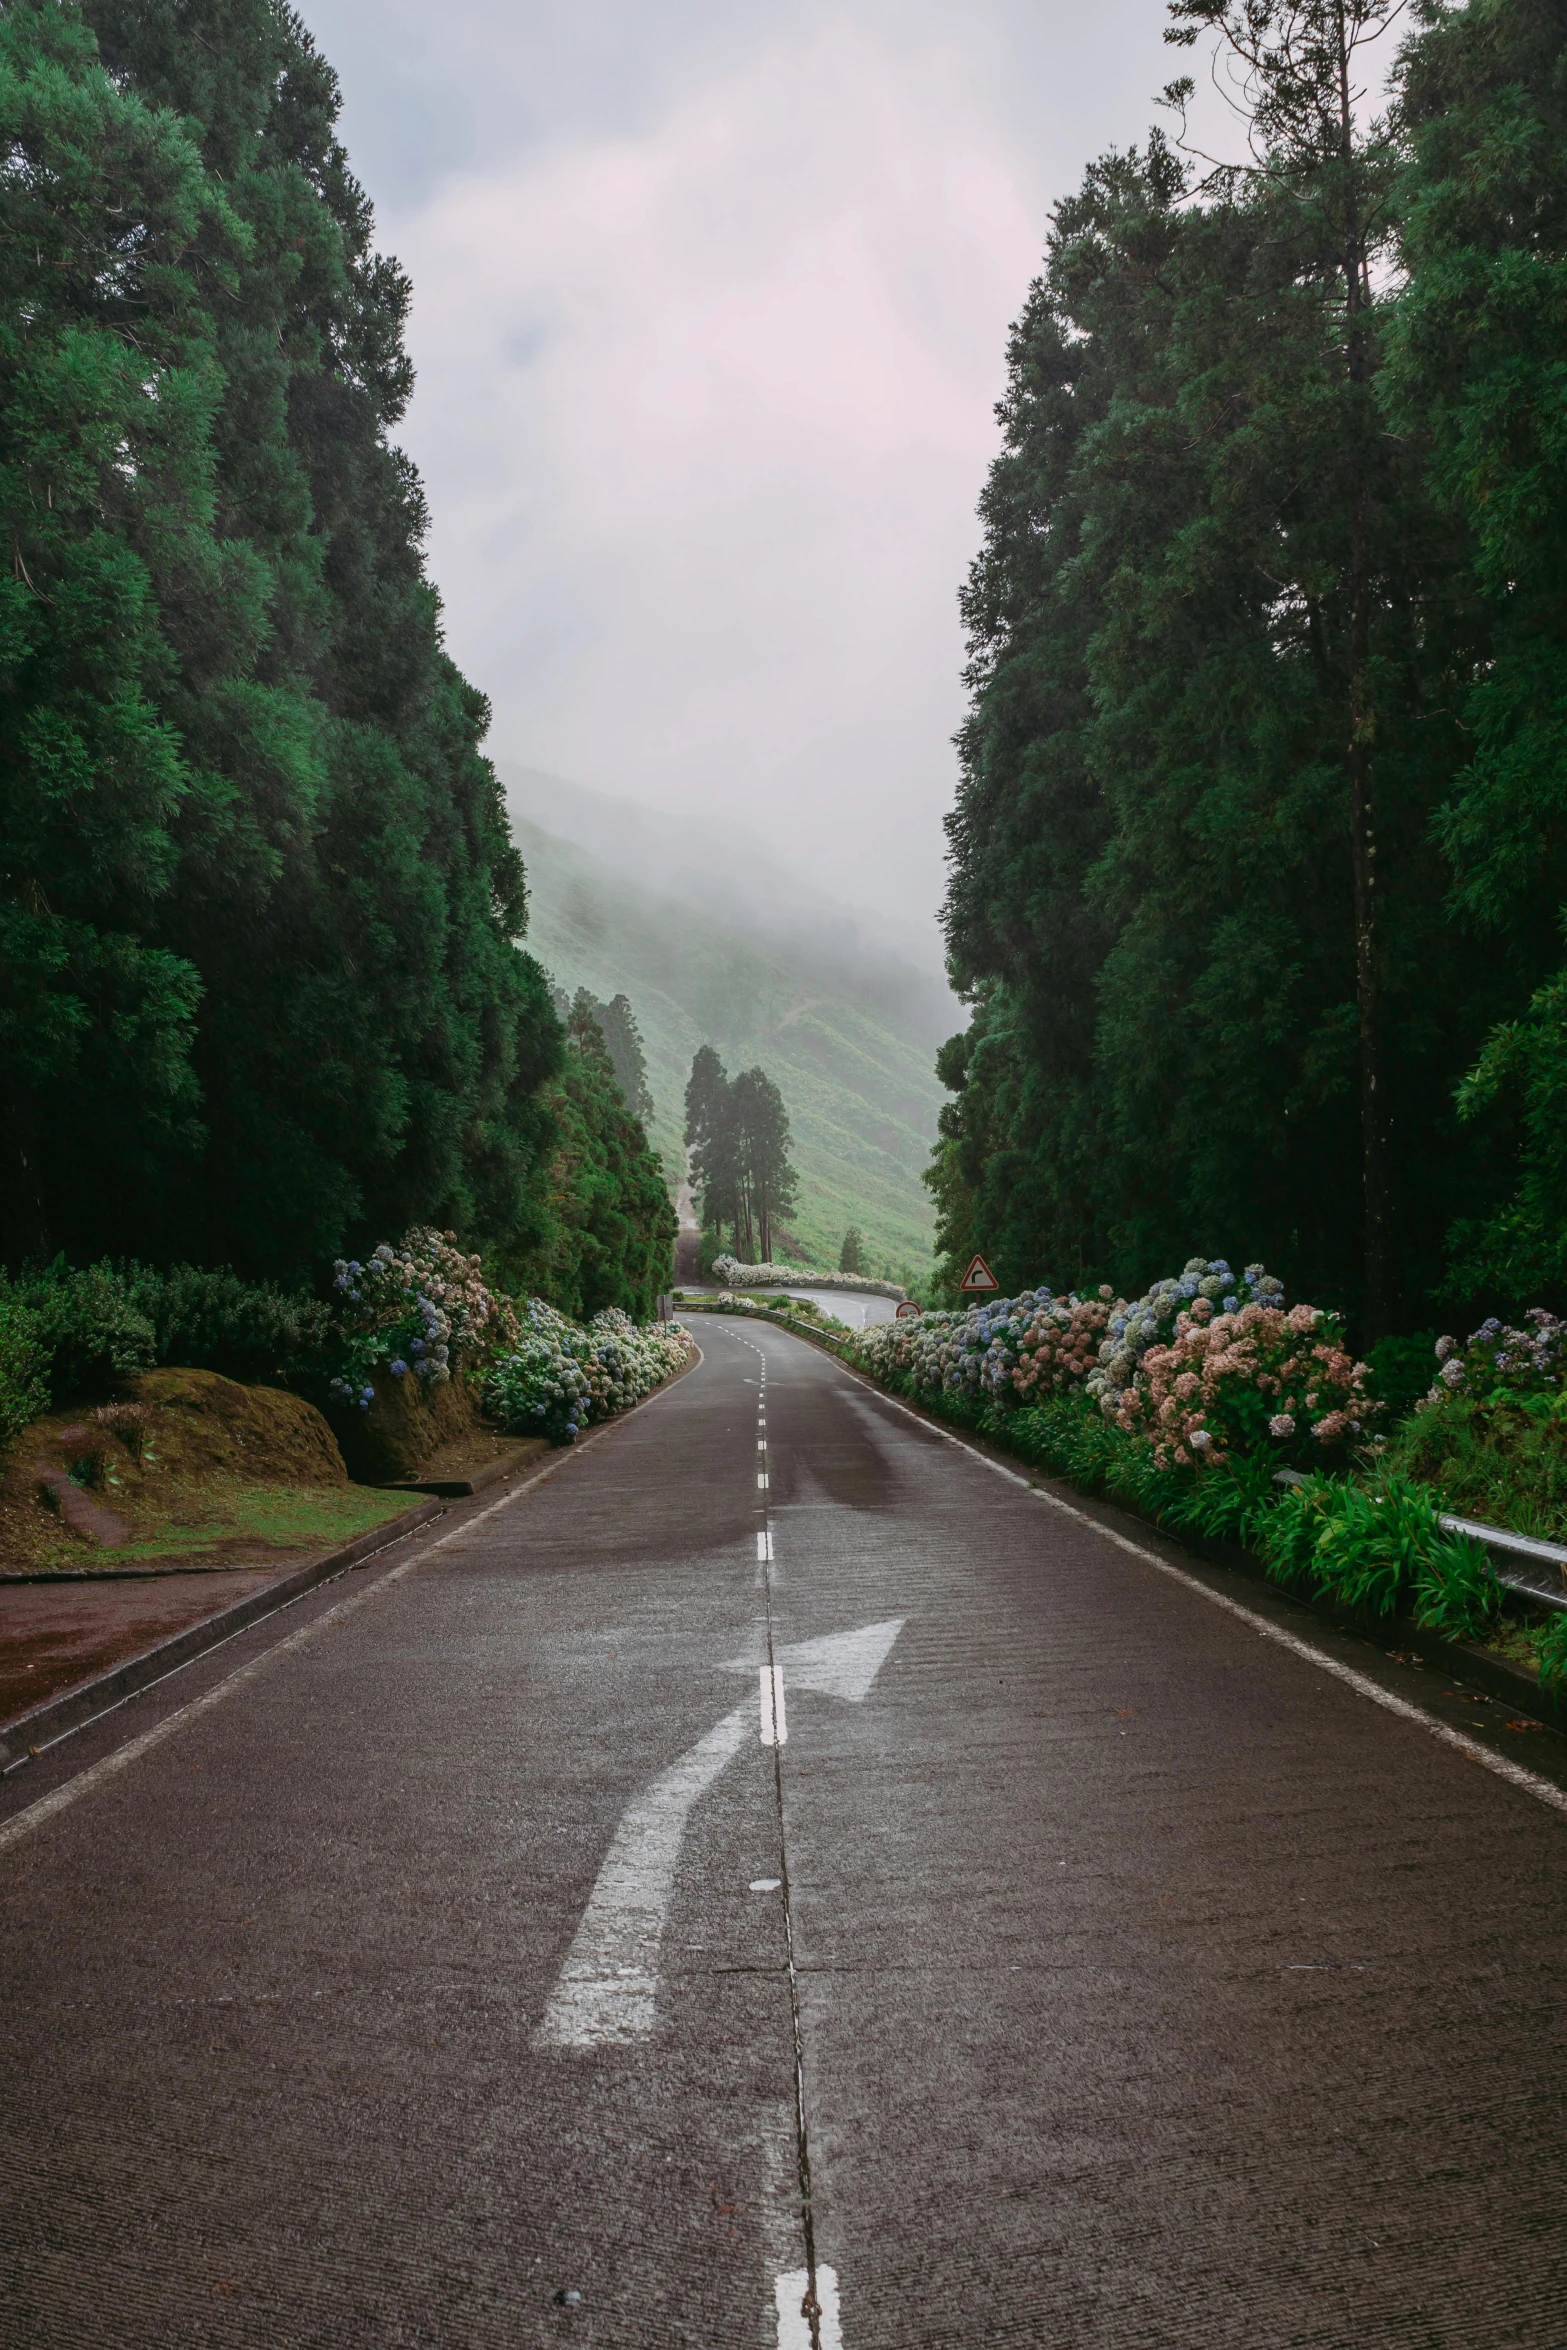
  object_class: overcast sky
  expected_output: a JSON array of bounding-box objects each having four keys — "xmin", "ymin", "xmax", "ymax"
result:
[{"xmin": 297, "ymin": 0, "xmax": 1256, "ymax": 944}]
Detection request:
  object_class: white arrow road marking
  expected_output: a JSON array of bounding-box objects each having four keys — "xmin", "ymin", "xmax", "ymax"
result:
[
  {"xmin": 760, "ymin": 1665, "xmax": 788, "ymax": 1747},
  {"xmin": 537, "ymin": 1620, "xmax": 905, "ymax": 2049},
  {"xmin": 776, "ymin": 2266, "xmax": 842, "ymax": 2350},
  {"xmin": 534, "ymin": 1700, "xmax": 751, "ymax": 2048},
  {"xmin": 754, "ymin": 1617, "xmax": 905, "ymax": 1703}
]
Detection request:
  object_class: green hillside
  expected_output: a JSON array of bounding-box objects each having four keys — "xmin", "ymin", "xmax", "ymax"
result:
[{"xmin": 510, "ymin": 814, "xmax": 942, "ymax": 1278}]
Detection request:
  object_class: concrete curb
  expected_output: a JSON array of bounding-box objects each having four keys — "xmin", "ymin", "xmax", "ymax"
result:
[
  {"xmin": 0, "ymin": 1496, "xmax": 445, "ymax": 1762},
  {"xmin": 0, "ymin": 1334, "xmax": 701, "ymax": 1768},
  {"xmin": 375, "ymin": 1440, "xmax": 548, "ymax": 1500},
  {"xmin": 704, "ymin": 1305, "xmax": 1560, "ymax": 1726}
]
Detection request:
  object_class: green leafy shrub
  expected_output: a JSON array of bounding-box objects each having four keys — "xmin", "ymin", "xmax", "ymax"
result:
[
  {"xmin": 1412, "ymin": 1525, "xmax": 1504, "ymax": 1642},
  {"xmin": 14, "ymin": 1262, "xmax": 157, "ymax": 1402},
  {"xmin": 124, "ymin": 1264, "xmax": 331, "ymax": 1386},
  {"xmin": 1001, "ymin": 1391, "xmax": 1280, "ymax": 1544},
  {"xmin": 0, "ymin": 1289, "xmax": 49, "ymax": 1448},
  {"xmin": 1386, "ymin": 1319, "xmax": 1567, "ymax": 1541},
  {"xmin": 9, "ymin": 1258, "xmax": 332, "ymax": 1404}
]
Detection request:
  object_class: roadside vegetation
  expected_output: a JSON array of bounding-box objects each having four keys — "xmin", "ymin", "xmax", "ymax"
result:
[
  {"xmin": 0, "ymin": 1220, "xmax": 689, "ymax": 1580},
  {"xmin": 826, "ymin": 1265, "xmax": 1567, "ymax": 1693},
  {"xmin": 0, "ymin": 0, "xmax": 683, "ymax": 1584}
]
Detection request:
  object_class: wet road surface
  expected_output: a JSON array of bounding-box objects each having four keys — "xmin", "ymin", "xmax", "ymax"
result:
[{"xmin": 3, "ymin": 1318, "xmax": 1566, "ymax": 2346}]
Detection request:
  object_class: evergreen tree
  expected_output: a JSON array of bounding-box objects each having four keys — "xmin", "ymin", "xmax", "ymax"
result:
[
  {"xmin": 839, "ymin": 1226, "xmax": 866, "ymax": 1275},
  {"xmin": 594, "ymin": 993, "xmax": 654, "ymax": 1127},
  {"xmin": 0, "ymin": 1, "xmax": 231, "ymax": 1254},
  {"xmin": 3, "ymin": 0, "xmax": 561, "ymax": 1283},
  {"xmin": 503, "ymin": 999, "xmax": 674, "ymax": 1318},
  {"xmin": 685, "ymin": 1045, "xmax": 740, "ymax": 1248},
  {"xmin": 682, "ymin": 1047, "xmax": 797, "ymax": 1261},
  {"xmin": 1386, "ymin": 0, "xmax": 1567, "ymax": 1297},
  {"xmin": 684, "ymin": 1044, "xmax": 727, "ymax": 1154},
  {"xmin": 1164, "ymin": 0, "xmax": 1411, "ymax": 1328},
  {"xmin": 937, "ymin": 46, "xmax": 1495, "ymax": 1326},
  {"xmin": 566, "ymin": 988, "xmax": 653, "ymax": 1125},
  {"xmin": 731, "ymin": 1068, "xmax": 798, "ymax": 1265}
]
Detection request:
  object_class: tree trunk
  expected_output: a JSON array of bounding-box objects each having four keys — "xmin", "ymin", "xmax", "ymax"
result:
[
  {"xmin": 1338, "ymin": 28, "xmax": 1390, "ymax": 1340},
  {"xmin": 1348, "ymin": 586, "xmax": 1389, "ymax": 1341}
]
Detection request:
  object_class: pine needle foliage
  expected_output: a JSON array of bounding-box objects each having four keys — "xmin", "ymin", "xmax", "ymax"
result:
[
  {"xmin": 934, "ymin": 8, "xmax": 1533, "ymax": 1331},
  {"xmin": 2, "ymin": 0, "xmax": 560, "ymax": 1283}
]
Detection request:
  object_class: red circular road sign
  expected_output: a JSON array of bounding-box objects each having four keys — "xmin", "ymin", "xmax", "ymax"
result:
[{"xmin": 894, "ymin": 1299, "xmax": 922, "ymax": 1319}]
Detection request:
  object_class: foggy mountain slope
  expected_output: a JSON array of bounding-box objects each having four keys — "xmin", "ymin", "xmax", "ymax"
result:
[
  {"xmin": 500, "ymin": 765, "xmax": 959, "ymax": 1057},
  {"xmin": 509, "ymin": 807, "xmax": 943, "ymax": 1275}
]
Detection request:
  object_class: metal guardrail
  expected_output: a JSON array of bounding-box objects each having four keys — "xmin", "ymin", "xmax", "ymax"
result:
[{"xmin": 1273, "ymin": 1469, "xmax": 1567, "ymax": 1613}]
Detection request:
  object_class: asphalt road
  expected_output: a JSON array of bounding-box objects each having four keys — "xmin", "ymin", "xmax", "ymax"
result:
[{"xmin": 3, "ymin": 1318, "xmax": 1567, "ymax": 2347}]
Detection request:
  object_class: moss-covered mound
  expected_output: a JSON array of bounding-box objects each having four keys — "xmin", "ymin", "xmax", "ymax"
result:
[
  {"xmin": 126, "ymin": 1368, "xmax": 349, "ymax": 1483},
  {"xmin": 0, "ymin": 1369, "xmax": 395, "ymax": 1575}
]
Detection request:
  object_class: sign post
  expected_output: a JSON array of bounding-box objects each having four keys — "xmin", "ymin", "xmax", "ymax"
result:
[{"xmin": 959, "ymin": 1254, "xmax": 1000, "ymax": 1295}]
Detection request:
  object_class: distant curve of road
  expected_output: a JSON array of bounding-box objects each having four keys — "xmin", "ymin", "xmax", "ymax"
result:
[{"xmin": 3, "ymin": 1318, "xmax": 1565, "ymax": 2346}]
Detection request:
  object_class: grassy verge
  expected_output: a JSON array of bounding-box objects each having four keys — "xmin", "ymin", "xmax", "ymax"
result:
[{"xmin": 16, "ymin": 1479, "xmax": 415, "ymax": 1574}]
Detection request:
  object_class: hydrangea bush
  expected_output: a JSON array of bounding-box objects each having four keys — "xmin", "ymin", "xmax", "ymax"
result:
[
  {"xmin": 485, "ymin": 1302, "xmax": 688, "ymax": 1444},
  {"xmin": 711, "ymin": 1254, "xmax": 905, "ymax": 1301},
  {"xmin": 329, "ymin": 1228, "xmax": 519, "ymax": 1409},
  {"xmin": 1086, "ymin": 1259, "xmax": 1284, "ymax": 1417},
  {"xmin": 1106, "ymin": 1299, "xmax": 1378, "ymax": 1468},
  {"xmin": 846, "ymin": 1255, "xmax": 1372, "ymax": 1473},
  {"xmin": 1426, "ymin": 1310, "xmax": 1567, "ymax": 1408},
  {"xmin": 847, "ymin": 1286, "xmax": 1114, "ymax": 1405}
]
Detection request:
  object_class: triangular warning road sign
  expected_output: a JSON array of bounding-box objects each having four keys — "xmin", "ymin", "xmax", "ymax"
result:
[{"xmin": 959, "ymin": 1253, "xmax": 1000, "ymax": 1292}]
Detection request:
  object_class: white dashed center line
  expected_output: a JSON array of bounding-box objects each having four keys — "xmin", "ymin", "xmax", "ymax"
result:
[{"xmin": 760, "ymin": 1666, "xmax": 788, "ymax": 1747}]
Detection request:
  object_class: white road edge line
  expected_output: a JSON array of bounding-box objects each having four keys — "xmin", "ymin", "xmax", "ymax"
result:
[
  {"xmin": 808, "ymin": 1339, "xmax": 1567, "ymax": 1822},
  {"xmin": 0, "ymin": 1351, "xmax": 704, "ymax": 1857}
]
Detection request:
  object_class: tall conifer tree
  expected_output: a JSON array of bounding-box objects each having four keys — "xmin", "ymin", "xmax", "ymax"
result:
[{"xmin": 2, "ymin": 0, "xmax": 562, "ymax": 1281}]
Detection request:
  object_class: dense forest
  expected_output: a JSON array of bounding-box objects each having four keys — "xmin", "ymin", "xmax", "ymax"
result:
[
  {"xmin": 933, "ymin": 0, "xmax": 1567, "ymax": 1339},
  {"xmin": 0, "ymin": 0, "xmax": 669, "ymax": 1315}
]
